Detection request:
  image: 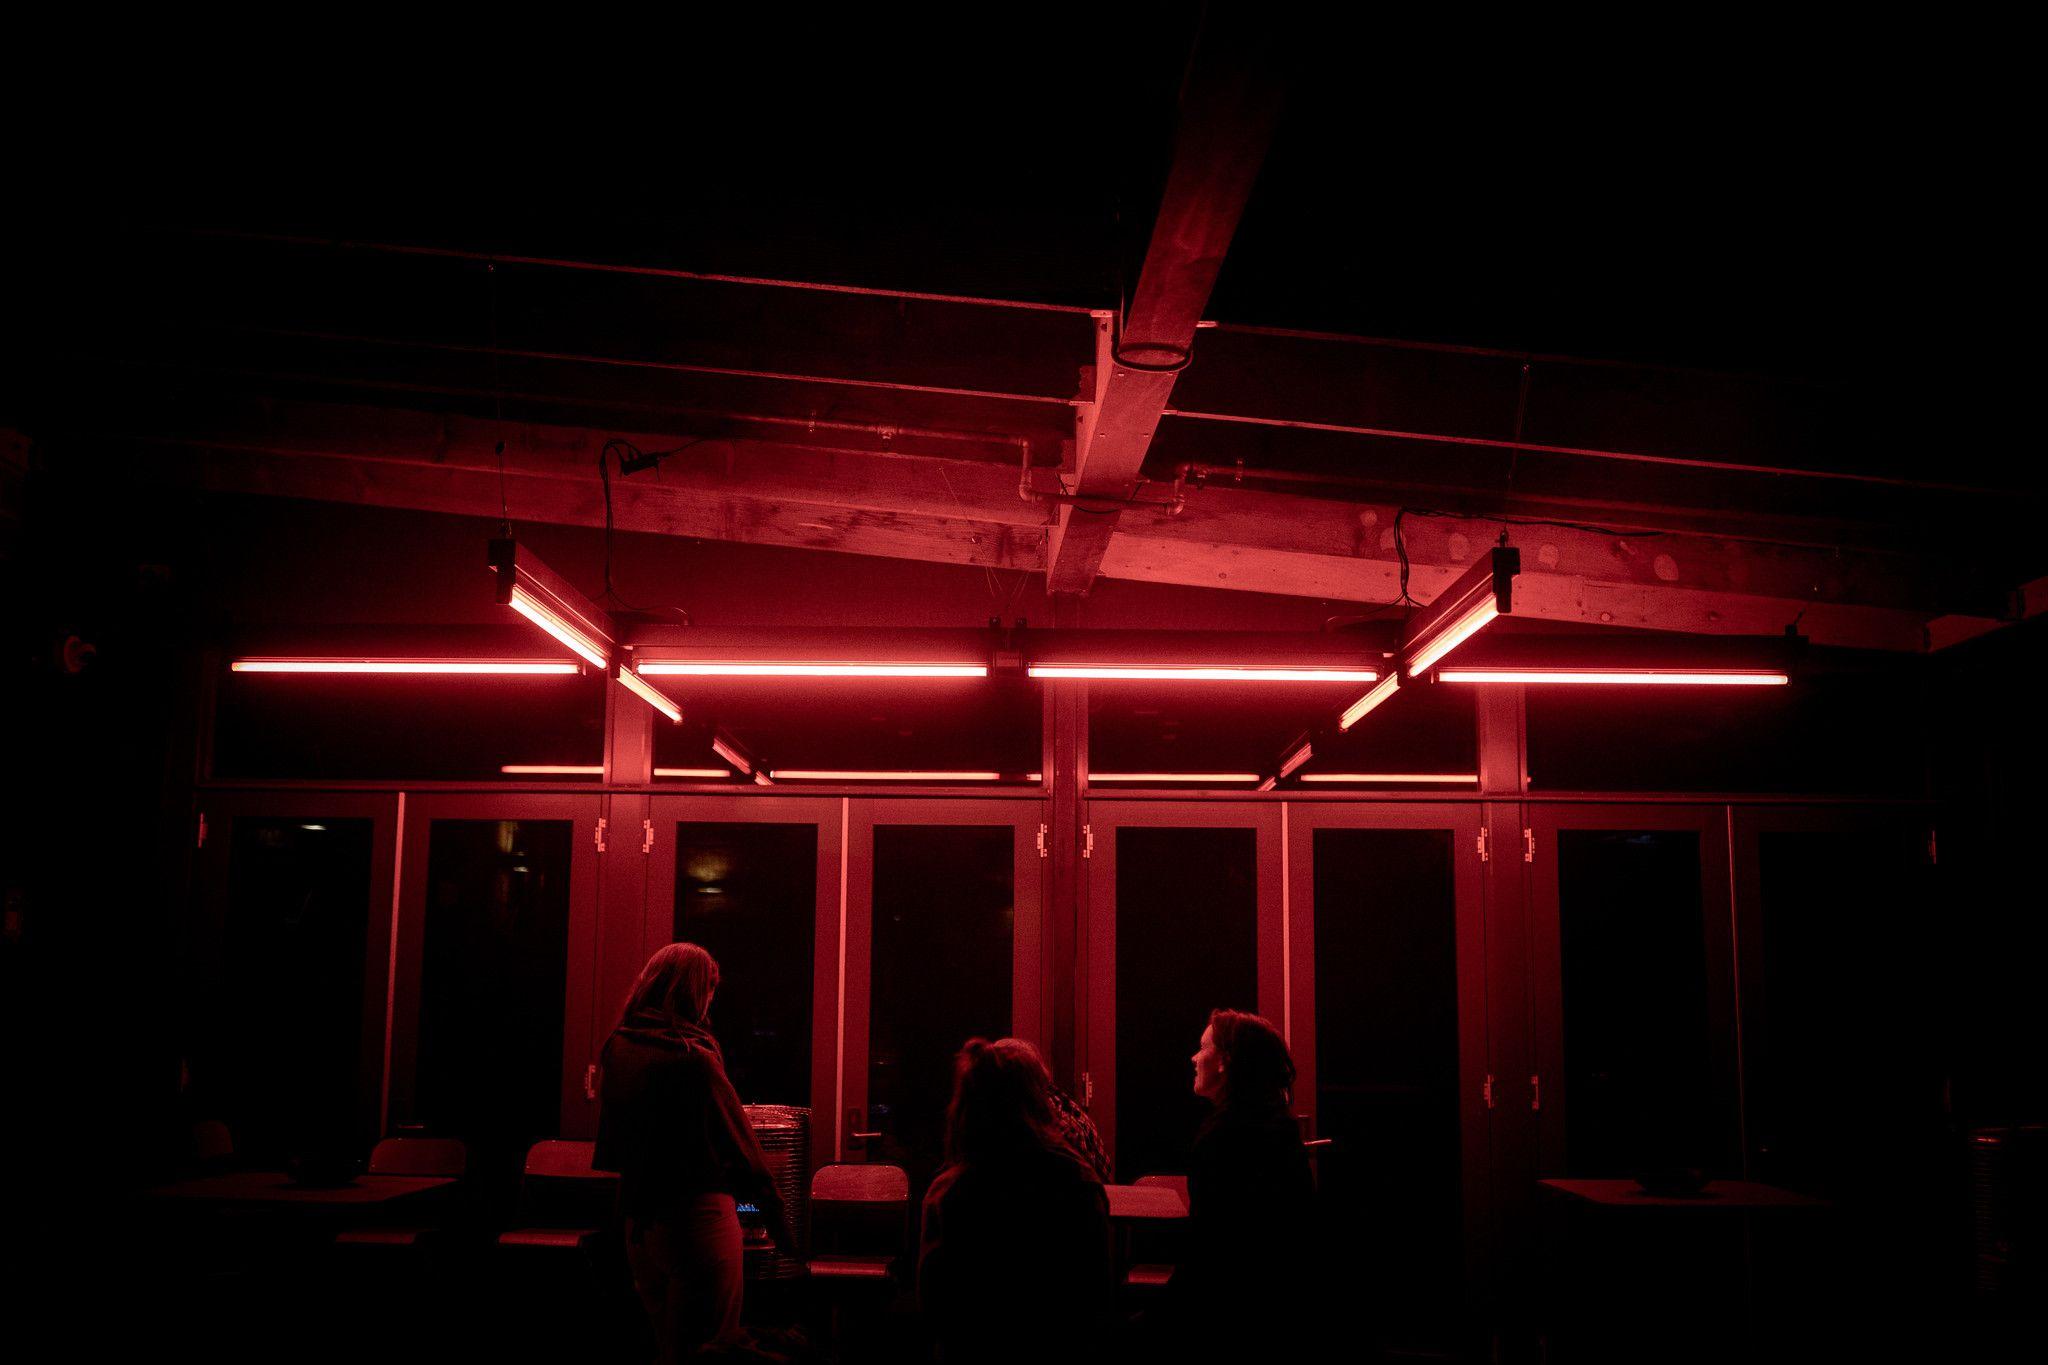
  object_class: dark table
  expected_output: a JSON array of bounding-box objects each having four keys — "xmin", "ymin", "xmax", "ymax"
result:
[
  {"xmin": 1536, "ymin": 1178, "xmax": 1833, "ymax": 1363},
  {"xmin": 1104, "ymin": 1183, "xmax": 1188, "ymax": 1222}
]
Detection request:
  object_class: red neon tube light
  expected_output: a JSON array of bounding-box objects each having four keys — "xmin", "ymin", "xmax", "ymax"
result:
[
  {"xmin": 617, "ymin": 667, "xmax": 684, "ymax": 723},
  {"xmin": 710, "ymin": 737, "xmax": 753, "ymax": 776},
  {"xmin": 1406, "ymin": 598, "xmax": 1498, "ymax": 676},
  {"xmin": 1297, "ymin": 773, "xmax": 1479, "ymax": 784},
  {"xmin": 501, "ymin": 765, "xmax": 734, "ymax": 777},
  {"xmin": 1438, "ymin": 668, "xmax": 1789, "ymax": 685},
  {"xmin": 1027, "ymin": 665, "xmax": 1377, "ymax": 682},
  {"xmin": 232, "ymin": 658, "xmax": 581, "ymax": 674},
  {"xmin": 638, "ymin": 662, "xmax": 987, "ymax": 678},
  {"xmin": 1278, "ymin": 741, "xmax": 1314, "ymax": 779},
  {"xmin": 1089, "ymin": 772, "xmax": 1262, "ymax": 783},
  {"xmin": 508, "ymin": 586, "xmax": 610, "ymax": 669},
  {"xmin": 768, "ymin": 770, "xmax": 1004, "ymax": 781},
  {"xmin": 1338, "ymin": 674, "xmax": 1402, "ymax": 731}
]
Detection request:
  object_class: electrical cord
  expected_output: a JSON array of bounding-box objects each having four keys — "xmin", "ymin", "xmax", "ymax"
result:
[{"xmin": 597, "ymin": 437, "xmax": 714, "ymax": 621}]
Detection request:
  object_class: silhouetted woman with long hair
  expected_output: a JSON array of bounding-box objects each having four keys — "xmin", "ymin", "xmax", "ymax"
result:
[
  {"xmin": 1167, "ymin": 1008, "xmax": 1318, "ymax": 1360},
  {"xmin": 918, "ymin": 1037, "xmax": 1113, "ymax": 1364},
  {"xmin": 595, "ymin": 943, "xmax": 795, "ymax": 1364}
]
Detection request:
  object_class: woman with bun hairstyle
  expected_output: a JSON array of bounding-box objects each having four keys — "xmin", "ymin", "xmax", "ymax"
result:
[
  {"xmin": 595, "ymin": 942, "xmax": 795, "ymax": 1364},
  {"xmin": 917, "ymin": 1037, "xmax": 1113, "ymax": 1364}
]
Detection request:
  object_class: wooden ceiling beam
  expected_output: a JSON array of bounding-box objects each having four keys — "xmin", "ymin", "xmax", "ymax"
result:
[
  {"xmin": 72, "ymin": 397, "xmax": 2003, "ymax": 652},
  {"xmin": 1044, "ymin": 13, "xmax": 1284, "ymax": 593}
]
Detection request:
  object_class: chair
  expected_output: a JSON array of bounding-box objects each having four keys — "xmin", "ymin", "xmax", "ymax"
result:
[
  {"xmin": 333, "ymin": 1137, "xmax": 469, "ymax": 1248},
  {"xmin": 805, "ymin": 1162, "xmax": 910, "ymax": 1282},
  {"xmin": 1123, "ymin": 1173, "xmax": 1191, "ymax": 1294},
  {"xmin": 497, "ymin": 1140, "xmax": 619, "ymax": 1252},
  {"xmin": 190, "ymin": 1119, "xmax": 236, "ymax": 1170}
]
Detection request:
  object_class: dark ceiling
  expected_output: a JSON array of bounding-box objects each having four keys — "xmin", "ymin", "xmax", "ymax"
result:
[{"xmin": 8, "ymin": 14, "xmax": 2040, "ymax": 601}]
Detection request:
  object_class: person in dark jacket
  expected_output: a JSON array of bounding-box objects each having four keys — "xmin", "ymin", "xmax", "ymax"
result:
[
  {"xmin": 918, "ymin": 1037, "xmax": 1113, "ymax": 1364},
  {"xmin": 1165, "ymin": 1008, "xmax": 1319, "ymax": 1360},
  {"xmin": 595, "ymin": 942, "xmax": 795, "ymax": 1364}
]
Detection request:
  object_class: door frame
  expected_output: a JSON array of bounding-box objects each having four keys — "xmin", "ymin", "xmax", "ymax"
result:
[
  {"xmin": 190, "ymin": 789, "xmax": 401, "ymax": 1150},
  {"xmin": 640, "ymin": 794, "xmax": 846, "ymax": 1167},
  {"xmin": 1526, "ymin": 802, "xmax": 1736, "ymax": 1177},
  {"xmin": 1082, "ymin": 799, "xmax": 1284, "ymax": 1170},
  {"xmin": 1727, "ymin": 802, "xmax": 1933, "ymax": 1180},
  {"xmin": 388, "ymin": 791, "xmax": 604, "ymax": 1140},
  {"xmin": 841, "ymin": 797, "xmax": 1046, "ymax": 1164},
  {"xmin": 1285, "ymin": 799, "xmax": 1491, "ymax": 1294}
]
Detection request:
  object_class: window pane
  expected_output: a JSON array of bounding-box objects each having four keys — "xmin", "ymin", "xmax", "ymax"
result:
[
  {"xmin": 417, "ymin": 819, "xmax": 572, "ymax": 1178},
  {"xmin": 1754, "ymin": 829, "xmax": 1939, "ymax": 1198},
  {"xmin": 1557, "ymin": 829, "xmax": 1730, "ymax": 1174},
  {"xmin": 201, "ymin": 817, "xmax": 374, "ymax": 1163},
  {"xmin": 1114, "ymin": 826, "xmax": 1258, "ymax": 1181},
  {"xmin": 1313, "ymin": 827, "xmax": 1462, "ymax": 1327},
  {"xmin": 868, "ymin": 826, "xmax": 1013, "ymax": 1189},
  {"xmin": 673, "ymin": 822, "xmax": 817, "ymax": 1107}
]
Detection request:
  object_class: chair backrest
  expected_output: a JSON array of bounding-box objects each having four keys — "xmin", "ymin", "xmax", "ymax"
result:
[
  {"xmin": 1134, "ymin": 1173, "xmax": 1189, "ymax": 1208},
  {"xmin": 524, "ymin": 1140, "xmax": 603, "ymax": 1179},
  {"xmin": 369, "ymin": 1136, "xmax": 468, "ymax": 1178},
  {"xmin": 811, "ymin": 1162, "xmax": 910, "ymax": 1204},
  {"xmin": 518, "ymin": 1139, "xmax": 619, "ymax": 1228},
  {"xmin": 809, "ymin": 1162, "xmax": 909, "ymax": 1259},
  {"xmin": 191, "ymin": 1119, "xmax": 235, "ymax": 1164}
]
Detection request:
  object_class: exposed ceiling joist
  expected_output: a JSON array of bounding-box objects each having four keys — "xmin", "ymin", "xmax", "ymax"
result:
[{"xmin": 1044, "ymin": 14, "xmax": 1284, "ymax": 594}]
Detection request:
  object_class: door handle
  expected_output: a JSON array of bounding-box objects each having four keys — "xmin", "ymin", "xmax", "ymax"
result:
[{"xmin": 847, "ymin": 1108, "xmax": 882, "ymax": 1142}]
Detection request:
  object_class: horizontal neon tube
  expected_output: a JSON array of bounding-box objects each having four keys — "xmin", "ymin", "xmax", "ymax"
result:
[
  {"xmin": 508, "ymin": 586, "xmax": 610, "ymax": 669},
  {"xmin": 1338, "ymin": 673, "xmax": 1402, "ymax": 731},
  {"xmin": 768, "ymin": 770, "xmax": 1005, "ymax": 781},
  {"xmin": 233, "ymin": 658, "xmax": 580, "ymax": 674},
  {"xmin": 1297, "ymin": 773, "xmax": 1479, "ymax": 784},
  {"xmin": 1439, "ymin": 669, "xmax": 1790, "ymax": 685},
  {"xmin": 501, "ymin": 765, "xmax": 734, "ymax": 777},
  {"xmin": 638, "ymin": 662, "xmax": 987, "ymax": 678},
  {"xmin": 1407, "ymin": 598, "xmax": 1498, "ymax": 676},
  {"xmin": 1090, "ymin": 772, "xmax": 1262, "ymax": 783},
  {"xmin": 617, "ymin": 668, "xmax": 684, "ymax": 723},
  {"xmin": 1028, "ymin": 665, "xmax": 1378, "ymax": 682}
]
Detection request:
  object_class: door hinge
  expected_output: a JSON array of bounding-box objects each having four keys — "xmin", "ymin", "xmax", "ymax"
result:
[
  {"xmin": 1524, "ymin": 828, "xmax": 1536, "ymax": 863},
  {"xmin": 195, "ymin": 812, "xmax": 207, "ymax": 849},
  {"xmin": 1082, "ymin": 824, "xmax": 1094, "ymax": 859},
  {"xmin": 1036, "ymin": 823, "xmax": 1049, "ymax": 858},
  {"xmin": 642, "ymin": 819, "xmax": 655, "ymax": 854},
  {"xmin": 1530, "ymin": 1073, "xmax": 1542, "ymax": 1111},
  {"xmin": 1477, "ymin": 828, "xmax": 1490, "ymax": 862},
  {"xmin": 594, "ymin": 817, "xmax": 608, "ymax": 853},
  {"xmin": 584, "ymin": 1063, "xmax": 599, "ymax": 1101},
  {"xmin": 1483, "ymin": 1073, "xmax": 1496, "ymax": 1109}
]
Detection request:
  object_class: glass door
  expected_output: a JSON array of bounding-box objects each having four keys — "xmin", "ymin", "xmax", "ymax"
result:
[
  {"xmin": 1528, "ymin": 804, "xmax": 1737, "ymax": 1179},
  {"xmin": 188, "ymin": 791, "xmax": 399, "ymax": 1164},
  {"xmin": 841, "ymin": 798, "xmax": 1045, "ymax": 1191},
  {"xmin": 1084, "ymin": 800, "xmax": 1283, "ymax": 1181},
  {"xmin": 638, "ymin": 795, "xmax": 843, "ymax": 1163},
  {"xmin": 387, "ymin": 792, "xmax": 601, "ymax": 1187},
  {"xmin": 1729, "ymin": 805, "xmax": 1944, "ymax": 1319},
  {"xmin": 1287, "ymin": 801, "xmax": 1488, "ymax": 1329}
]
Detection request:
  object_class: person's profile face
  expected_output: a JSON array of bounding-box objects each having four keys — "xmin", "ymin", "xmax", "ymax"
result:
[{"xmin": 1191, "ymin": 1024, "xmax": 1224, "ymax": 1101}]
